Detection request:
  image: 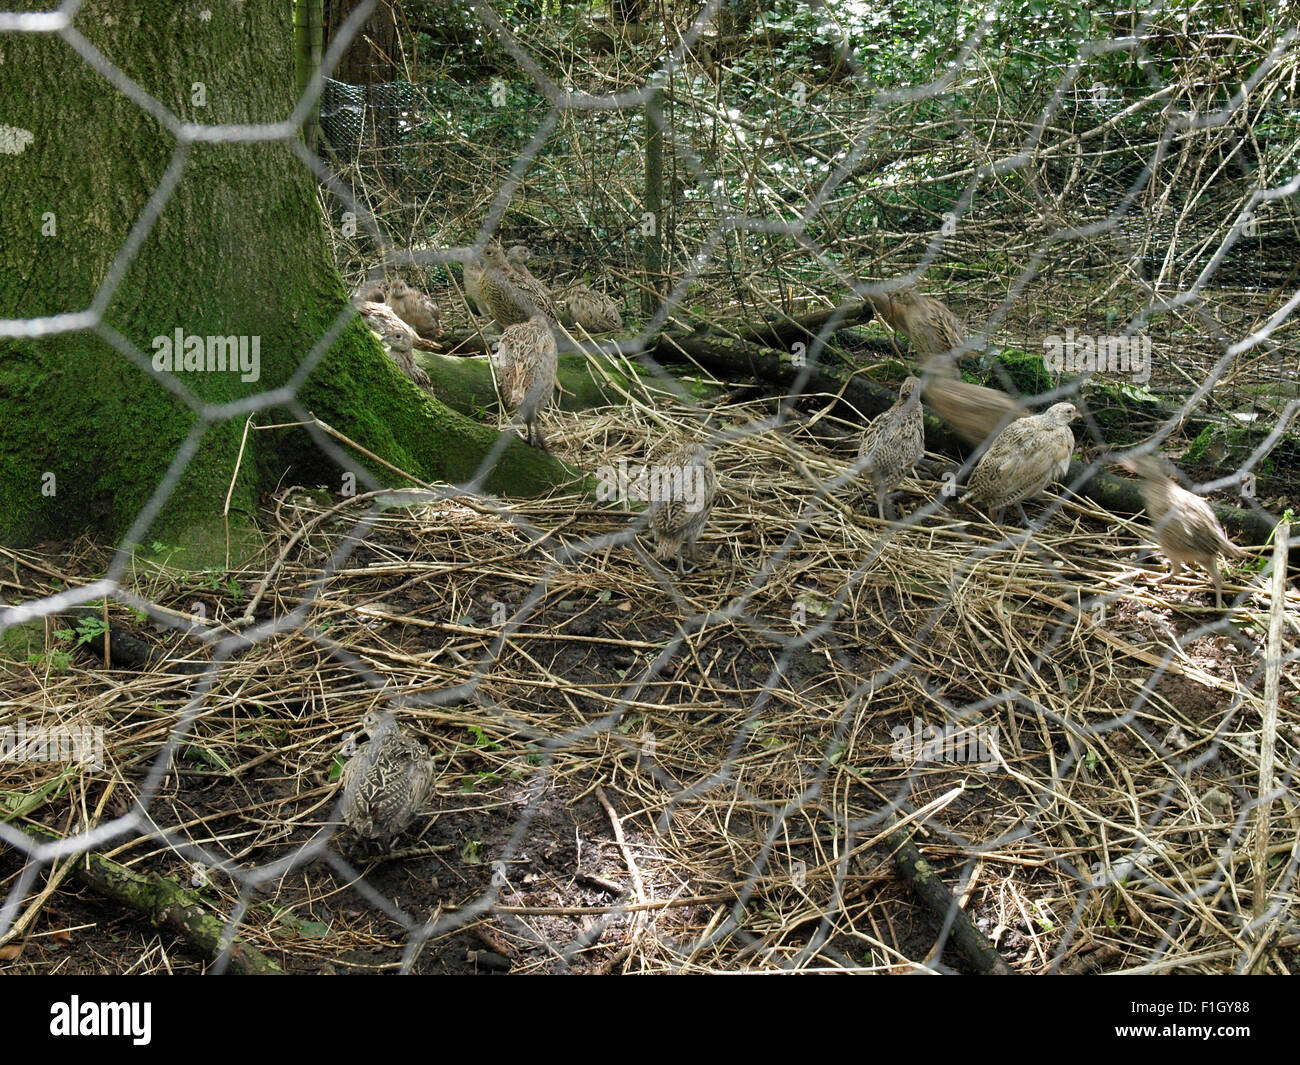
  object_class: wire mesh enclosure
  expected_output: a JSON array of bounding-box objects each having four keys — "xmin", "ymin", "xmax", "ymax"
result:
[{"xmin": 1, "ymin": 0, "xmax": 1298, "ymax": 980}]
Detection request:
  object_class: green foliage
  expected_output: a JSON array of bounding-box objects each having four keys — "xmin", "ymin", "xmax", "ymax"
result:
[
  {"xmin": 986, "ymin": 347, "xmax": 1052, "ymax": 396},
  {"xmin": 467, "ymin": 725, "xmax": 502, "ymax": 750}
]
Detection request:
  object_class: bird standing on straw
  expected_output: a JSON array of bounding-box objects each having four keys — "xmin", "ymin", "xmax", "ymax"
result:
[
  {"xmin": 856, "ymin": 376, "xmax": 925, "ymax": 520},
  {"xmin": 340, "ymin": 710, "xmax": 436, "ymax": 854},
  {"xmin": 960, "ymin": 402, "xmax": 1079, "ymax": 524},
  {"xmin": 1118, "ymin": 454, "xmax": 1247, "ymax": 608},
  {"xmin": 647, "ymin": 443, "xmax": 718, "ymax": 573},
  {"xmin": 493, "ymin": 313, "xmax": 558, "ymax": 450}
]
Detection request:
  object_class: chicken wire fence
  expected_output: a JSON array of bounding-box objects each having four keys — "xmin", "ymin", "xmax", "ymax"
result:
[{"xmin": 2, "ymin": 0, "xmax": 1300, "ymax": 974}]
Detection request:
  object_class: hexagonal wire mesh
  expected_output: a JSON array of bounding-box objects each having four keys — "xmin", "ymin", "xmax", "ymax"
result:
[{"xmin": 1, "ymin": 0, "xmax": 1299, "ymax": 974}]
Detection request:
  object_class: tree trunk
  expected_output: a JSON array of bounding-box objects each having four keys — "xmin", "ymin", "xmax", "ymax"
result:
[
  {"xmin": 293, "ymin": 0, "xmax": 324, "ymax": 151},
  {"xmin": 0, "ymin": 2, "xmax": 570, "ymax": 561},
  {"xmin": 322, "ymin": 0, "xmax": 401, "ymax": 84}
]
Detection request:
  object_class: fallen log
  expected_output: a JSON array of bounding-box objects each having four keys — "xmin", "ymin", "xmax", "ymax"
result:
[
  {"xmin": 648, "ymin": 331, "xmax": 1280, "ymax": 548},
  {"xmin": 19, "ymin": 824, "xmax": 283, "ymax": 974}
]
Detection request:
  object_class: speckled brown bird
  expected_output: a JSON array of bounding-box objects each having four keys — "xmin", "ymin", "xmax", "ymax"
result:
[
  {"xmin": 380, "ymin": 326, "xmax": 431, "ymax": 388},
  {"xmin": 479, "ymin": 241, "xmax": 557, "ymax": 328},
  {"xmin": 647, "ymin": 443, "xmax": 718, "ymax": 573},
  {"xmin": 561, "ymin": 283, "xmax": 623, "ymax": 333},
  {"xmin": 387, "ymin": 279, "xmax": 441, "ymax": 337},
  {"xmin": 340, "ymin": 710, "xmax": 436, "ymax": 853},
  {"xmin": 1119, "ymin": 454, "xmax": 1246, "ymax": 607},
  {"xmin": 493, "ymin": 313, "xmax": 558, "ymax": 449},
  {"xmin": 463, "ymin": 254, "xmax": 488, "ymax": 317},
  {"xmin": 857, "ymin": 376, "xmax": 925, "ymax": 519},
  {"xmin": 465, "ymin": 246, "xmax": 534, "ymax": 319},
  {"xmin": 503, "ymin": 244, "xmax": 556, "ymax": 311},
  {"xmin": 873, "ymin": 287, "xmax": 967, "ymax": 374},
  {"xmin": 960, "ymin": 402, "xmax": 1079, "ymax": 523}
]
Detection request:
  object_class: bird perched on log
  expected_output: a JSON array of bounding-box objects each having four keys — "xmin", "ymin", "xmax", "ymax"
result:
[
  {"xmin": 465, "ymin": 245, "xmax": 533, "ymax": 320},
  {"xmin": 872, "ymin": 287, "xmax": 967, "ymax": 374},
  {"xmin": 380, "ymin": 327, "xmax": 431, "ymax": 388},
  {"xmin": 463, "ymin": 255, "xmax": 488, "ymax": 318},
  {"xmin": 560, "ymin": 282, "xmax": 623, "ymax": 333},
  {"xmin": 356, "ymin": 297, "xmax": 415, "ymax": 344},
  {"xmin": 1118, "ymin": 454, "xmax": 1246, "ymax": 607},
  {"xmin": 387, "ymin": 279, "xmax": 441, "ymax": 338},
  {"xmin": 856, "ymin": 376, "xmax": 925, "ymax": 519},
  {"xmin": 479, "ymin": 241, "xmax": 558, "ymax": 328},
  {"xmin": 960, "ymin": 402, "xmax": 1079, "ymax": 524},
  {"xmin": 340, "ymin": 710, "xmax": 436, "ymax": 853},
  {"xmin": 647, "ymin": 443, "xmax": 719, "ymax": 573},
  {"xmin": 493, "ymin": 313, "xmax": 558, "ymax": 449},
  {"xmin": 503, "ymin": 243, "xmax": 556, "ymax": 310}
]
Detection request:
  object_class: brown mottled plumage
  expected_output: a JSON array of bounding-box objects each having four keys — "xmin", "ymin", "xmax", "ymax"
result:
[
  {"xmin": 562, "ymin": 283, "xmax": 623, "ymax": 333},
  {"xmin": 493, "ymin": 313, "xmax": 558, "ymax": 449},
  {"xmin": 871, "ymin": 287, "xmax": 967, "ymax": 375},
  {"xmin": 340, "ymin": 710, "xmax": 436, "ymax": 853},
  {"xmin": 856, "ymin": 376, "xmax": 924, "ymax": 519},
  {"xmin": 463, "ymin": 255, "xmax": 488, "ymax": 317},
  {"xmin": 503, "ymin": 244, "xmax": 555, "ymax": 310},
  {"xmin": 960, "ymin": 402, "xmax": 1078, "ymax": 523},
  {"xmin": 357, "ymin": 299, "xmax": 417, "ymax": 345},
  {"xmin": 647, "ymin": 443, "xmax": 718, "ymax": 573},
  {"xmin": 1120, "ymin": 454, "xmax": 1246, "ymax": 607},
  {"xmin": 380, "ymin": 327, "xmax": 431, "ymax": 388},
  {"xmin": 387, "ymin": 279, "xmax": 441, "ymax": 337},
  {"xmin": 466, "ymin": 247, "xmax": 532, "ymax": 318},
  {"xmin": 479, "ymin": 241, "xmax": 557, "ymax": 328}
]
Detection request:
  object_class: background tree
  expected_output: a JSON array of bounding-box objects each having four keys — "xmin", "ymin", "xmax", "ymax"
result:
[{"xmin": 0, "ymin": 0, "xmax": 569, "ymax": 562}]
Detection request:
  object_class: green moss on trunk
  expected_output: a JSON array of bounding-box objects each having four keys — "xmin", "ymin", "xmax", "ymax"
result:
[{"xmin": 0, "ymin": 2, "xmax": 572, "ymax": 559}]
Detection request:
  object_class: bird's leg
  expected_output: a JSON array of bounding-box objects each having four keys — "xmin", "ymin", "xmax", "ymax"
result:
[
  {"xmin": 1155, "ymin": 560, "xmax": 1181, "ymax": 585},
  {"xmin": 530, "ymin": 419, "xmax": 549, "ymax": 452},
  {"xmin": 1016, "ymin": 504, "xmax": 1031, "ymax": 527},
  {"xmin": 991, "ymin": 507, "xmax": 1005, "ymax": 525},
  {"xmin": 683, "ymin": 532, "xmax": 703, "ymax": 572},
  {"xmin": 1212, "ymin": 563, "xmax": 1224, "ymax": 609}
]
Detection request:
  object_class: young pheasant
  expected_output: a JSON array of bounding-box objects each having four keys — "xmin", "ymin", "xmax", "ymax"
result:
[
  {"xmin": 856, "ymin": 376, "xmax": 925, "ymax": 519},
  {"xmin": 493, "ymin": 313, "xmax": 558, "ymax": 449},
  {"xmin": 380, "ymin": 327, "xmax": 431, "ymax": 388},
  {"xmin": 1120, "ymin": 454, "xmax": 1246, "ymax": 607},
  {"xmin": 647, "ymin": 443, "xmax": 719, "ymax": 573},
  {"xmin": 960, "ymin": 402, "xmax": 1079, "ymax": 524},
  {"xmin": 561, "ymin": 283, "xmax": 623, "ymax": 333},
  {"xmin": 387, "ymin": 279, "xmax": 441, "ymax": 338},
  {"xmin": 479, "ymin": 241, "xmax": 557, "ymax": 329},
  {"xmin": 340, "ymin": 710, "xmax": 436, "ymax": 853},
  {"xmin": 463, "ymin": 255, "xmax": 488, "ymax": 317},
  {"xmin": 873, "ymin": 287, "xmax": 967, "ymax": 375},
  {"xmin": 466, "ymin": 246, "xmax": 534, "ymax": 318}
]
